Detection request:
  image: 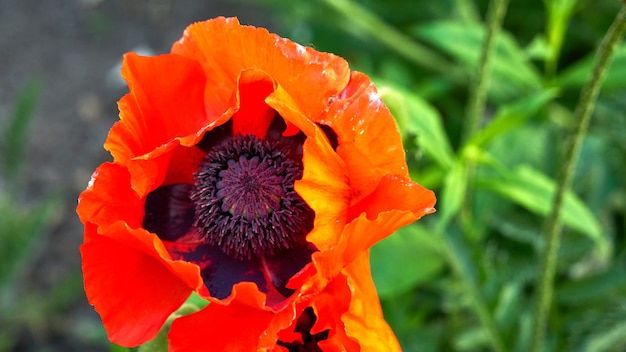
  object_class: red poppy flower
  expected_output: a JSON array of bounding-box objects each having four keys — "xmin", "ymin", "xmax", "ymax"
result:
[{"xmin": 78, "ymin": 17, "xmax": 435, "ymax": 351}]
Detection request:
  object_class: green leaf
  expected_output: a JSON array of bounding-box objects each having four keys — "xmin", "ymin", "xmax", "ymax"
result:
[
  {"xmin": 524, "ymin": 35, "xmax": 552, "ymax": 61},
  {"xmin": 455, "ymin": 327, "xmax": 489, "ymax": 351},
  {"xmin": 468, "ymin": 88, "xmax": 559, "ymax": 148},
  {"xmin": 512, "ymin": 312, "xmax": 533, "ymax": 352},
  {"xmin": 494, "ymin": 282, "xmax": 522, "ymax": 330},
  {"xmin": 582, "ymin": 321, "xmax": 626, "ymax": 352},
  {"xmin": 543, "ymin": 0, "xmax": 578, "ymax": 75},
  {"xmin": 411, "ymin": 20, "xmax": 542, "ymax": 99},
  {"xmin": 436, "ymin": 160, "xmax": 467, "ymax": 229},
  {"xmin": 557, "ymin": 267, "xmax": 626, "ymax": 304},
  {"xmin": 476, "ymin": 165, "xmax": 607, "ymax": 257},
  {"xmin": 486, "ymin": 124, "xmax": 551, "ymax": 171},
  {"xmin": 378, "ymin": 83, "xmax": 455, "ymax": 169},
  {"xmin": 371, "ymin": 224, "xmax": 445, "ymax": 298}
]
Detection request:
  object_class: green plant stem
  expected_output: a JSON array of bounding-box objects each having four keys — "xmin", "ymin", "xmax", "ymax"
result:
[
  {"xmin": 460, "ymin": 0, "xmax": 509, "ymax": 230},
  {"xmin": 318, "ymin": 0, "xmax": 455, "ymax": 74},
  {"xmin": 462, "ymin": 0, "xmax": 509, "ymax": 144},
  {"xmin": 451, "ymin": 1, "xmax": 508, "ymax": 351},
  {"xmin": 531, "ymin": 4, "xmax": 626, "ymax": 352}
]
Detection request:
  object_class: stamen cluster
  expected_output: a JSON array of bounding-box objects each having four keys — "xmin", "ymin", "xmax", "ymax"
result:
[{"xmin": 191, "ymin": 134, "xmax": 314, "ymax": 260}]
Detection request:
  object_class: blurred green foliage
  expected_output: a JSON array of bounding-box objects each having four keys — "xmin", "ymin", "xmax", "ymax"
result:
[
  {"xmin": 0, "ymin": 81, "xmax": 67, "ymax": 351},
  {"xmin": 253, "ymin": 0, "xmax": 626, "ymax": 351}
]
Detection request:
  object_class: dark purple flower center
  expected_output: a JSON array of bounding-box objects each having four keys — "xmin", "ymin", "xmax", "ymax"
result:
[
  {"xmin": 142, "ymin": 117, "xmax": 325, "ymax": 303},
  {"xmin": 191, "ymin": 134, "xmax": 314, "ymax": 260}
]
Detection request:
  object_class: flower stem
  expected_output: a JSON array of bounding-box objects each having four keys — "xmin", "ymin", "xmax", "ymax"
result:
[
  {"xmin": 462, "ymin": 0, "xmax": 509, "ymax": 144},
  {"xmin": 460, "ymin": 0, "xmax": 509, "ymax": 230},
  {"xmin": 452, "ymin": 1, "xmax": 508, "ymax": 351},
  {"xmin": 530, "ymin": 4, "xmax": 626, "ymax": 351},
  {"xmin": 455, "ymin": 8, "xmax": 510, "ymax": 338},
  {"xmin": 318, "ymin": 0, "xmax": 454, "ymax": 74}
]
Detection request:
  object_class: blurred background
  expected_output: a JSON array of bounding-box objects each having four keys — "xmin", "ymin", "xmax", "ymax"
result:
[{"xmin": 1, "ymin": 0, "xmax": 625, "ymax": 351}]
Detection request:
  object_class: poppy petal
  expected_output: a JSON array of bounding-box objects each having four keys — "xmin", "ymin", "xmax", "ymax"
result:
[
  {"xmin": 230, "ymin": 69, "xmax": 277, "ymax": 138},
  {"xmin": 312, "ymin": 177, "xmax": 435, "ymax": 280},
  {"xmin": 348, "ymin": 174, "xmax": 436, "ymax": 223},
  {"xmin": 307, "ymin": 276, "xmax": 360, "ymax": 351},
  {"xmin": 321, "ymin": 72, "xmax": 410, "ymax": 204},
  {"xmin": 296, "ymin": 133, "xmax": 351, "ymax": 251},
  {"xmin": 143, "ymin": 184, "xmax": 195, "ymax": 242},
  {"xmin": 265, "ymin": 84, "xmax": 318, "ymax": 138},
  {"xmin": 81, "ymin": 222, "xmax": 200, "ymax": 346},
  {"xmin": 261, "ymin": 243, "xmax": 317, "ymax": 298},
  {"xmin": 340, "ymin": 209, "xmax": 430, "ymax": 270},
  {"xmin": 341, "ymin": 252, "xmax": 402, "ymax": 351},
  {"xmin": 163, "ymin": 240, "xmax": 267, "ymax": 301},
  {"xmin": 105, "ymin": 53, "xmax": 224, "ymax": 196},
  {"xmin": 172, "ymin": 17, "xmax": 351, "ymax": 122},
  {"xmin": 164, "ymin": 239, "xmax": 315, "ymax": 308},
  {"xmin": 106, "ymin": 53, "xmax": 210, "ymax": 161},
  {"xmin": 275, "ymin": 275, "xmax": 360, "ymax": 351},
  {"xmin": 168, "ymin": 283, "xmax": 274, "ymax": 351},
  {"xmin": 77, "ymin": 162, "xmax": 143, "ymax": 229},
  {"xmin": 162, "ymin": 145, "xmax": 207, "ymax": 186}
]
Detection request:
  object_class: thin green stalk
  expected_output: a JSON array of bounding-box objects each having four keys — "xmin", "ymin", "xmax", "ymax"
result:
[
  {"xmin": 459, "ymin": 0, "xmax": 509, "ymax": 253},
  {"xmin": 462, "ymin": 0, "xmax": 509, "ymax": 144},
  {"xmin": 531, "ymin": 4, "xmax": 626, "ymax": 352},
  {"xmin": 452, "ymin": 1, "xmax": 508, "ymax": 350},
  {"xmin": 318, "ymin": 0, "xmax": 455, "ymax": 74}
]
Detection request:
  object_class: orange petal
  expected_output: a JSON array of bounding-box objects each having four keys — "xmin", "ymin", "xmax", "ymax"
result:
[
  {"xmin": 172, "ymin": 17, "xmax": 351, "ymax": 123},
  {"xmin": 105, "ymin": 52, "xmax": 229, "ymax": 196},
  {"xmin": 259, "ymin": 307, "xmax": 299, "ymax": 351},
  {"xmin": 308, "ymin": 276, "xmax": 360, "ymax": 351},
  {"xmin": 230, "ymin": 69, "xmax": 277, "ymax": 138},
  {"xmin": 311, "ymin": 177, "xmax": 435, "ymax": 280},
  {"xmin": 342, "ymin": 252, "xmax": 401, "ymax": 352},
  {"xmin": 296, "ymin": 133, "xmax": 351, "ymax": 252},
  {"xmin": 122, "ymin": 141, "xmax": 209, "ymax": 198},
  {"xmin": 105, "ymin": 53, "xmax": 211, "ymax": 162},
  {"xmin": 341, "ymin": 209, "xmax": 431, "ymax": 269},
  {"xmin": 320, "ymin": 72, "xmax": 410, "ymax": 205},
  {"xmin": 81, "ymin": 222, "xmax": 200, "ymax": 346},
  {"xmin": 168, "ymin": 282, "xmax": 274, "ymax": 351},
  {"xmin": 162, "ymin": 145, "xmax": 206, "ymax": 186},
  {"xmin": 266, "ymin": 84, "xmax": 318, "ymax": 138},
  {"xmin": 347, "ymin": 174, "xmax": 436, "ymax": 223},
  {"xmin": 77, "ymin": 162, "xmax": 143, "ymax": 229}
]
